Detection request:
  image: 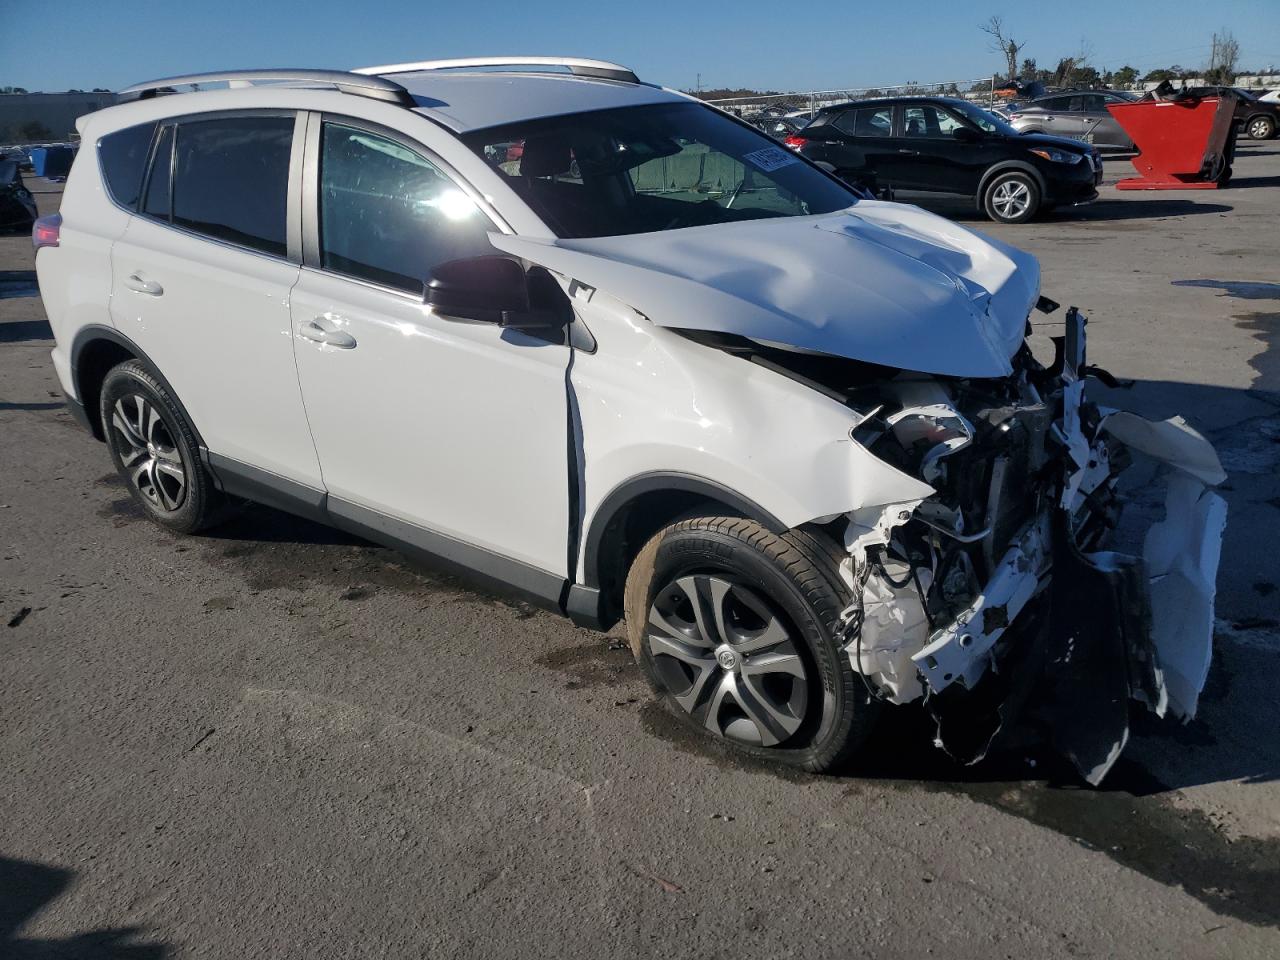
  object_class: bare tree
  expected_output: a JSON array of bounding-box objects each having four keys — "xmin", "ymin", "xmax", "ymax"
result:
[
  {"xmin": 980, "ymin": 16, "xmax": 1022, "ymax": 82},
  {"xmin": 1207, "ymin": 29, "xmax": 1240, "ymax": 84}
]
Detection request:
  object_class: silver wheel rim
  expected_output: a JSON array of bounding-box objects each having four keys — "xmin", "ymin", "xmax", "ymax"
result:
[
  {"xmin": 991, "ymin": 179, "xmax": 1032, "ymax": 219},
  {"xmin": 1249, "ymin": 118, "xmax": 1270, "ymax": 139},
  {"xmin": 110, "ymin": 394, "xmax": 187, "ymax": 512},
  {"xmin": 647, "ymin": 574, "xmax": 809, "ymax": 747}
]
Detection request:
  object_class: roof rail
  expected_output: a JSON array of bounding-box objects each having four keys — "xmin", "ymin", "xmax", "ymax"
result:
[
  {"xmin": 354, "ymin": 57, "xmax": 640, "ymax": 85},
  {"xmin": 117, "ymin": 69, "xmax": 415, "ymax": 106}
]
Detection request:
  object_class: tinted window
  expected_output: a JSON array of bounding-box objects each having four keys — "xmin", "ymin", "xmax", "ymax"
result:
[
  {"xmin": 170, "ymin": 116, "xmax": 293, "ymax": 256},
  {"xmin": 902, "ymin": 105, "xmax": 965, "ymax": 137},
  {"xmin": 833, "ymin": 107, "xmax": 893, "ymax": 137},
  {"xmin": 1037, "ymin": 96, "xmax": 1072, "ymax": 112},
  {"xmin": 319, "ymin": 123, "xmax": 495, "ymax": 292},
  {"xmin": 142, "ymin": 124, "xmax": 173, "ymax": 220},
  {"xmin": 463, "ymin": 103, "xmax": 856, "ymax": 240},
  {"xmin": 1078, "ymin": 95, "xmax": 1107, "ymax": 112},
  {"xmin": 99, "ymin": 122, "xmax": 156, "ymax": 211}
]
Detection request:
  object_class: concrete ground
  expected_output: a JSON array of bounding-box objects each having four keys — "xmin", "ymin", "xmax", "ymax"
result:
[{"xmin": 2, "ymin": 143, "xmax": 1278, "ymax": 959}]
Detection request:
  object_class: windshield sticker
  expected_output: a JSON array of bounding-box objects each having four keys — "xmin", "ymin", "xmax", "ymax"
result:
[{"xmin": 743, "ymin": 146, "xmax": 799, "ymax": 172}]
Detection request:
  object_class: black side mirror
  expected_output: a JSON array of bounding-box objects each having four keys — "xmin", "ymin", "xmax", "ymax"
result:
[
  {"xmin": 953, "ymin": 126, "xmax": 982, "ymax": 143},
  {"xmin": 425, "ymin": 256, "xmax": 569, "ymax": 331}
]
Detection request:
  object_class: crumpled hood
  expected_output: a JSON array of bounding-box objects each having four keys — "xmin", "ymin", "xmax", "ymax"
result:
[{"xmin": 490, "ymin": 201, "xmax": 1041, "ymax": 377}]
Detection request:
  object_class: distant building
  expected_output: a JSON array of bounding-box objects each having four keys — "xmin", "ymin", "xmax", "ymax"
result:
[{"xmin": 0, "ymin": 92, "xmax": 115, "ymax": 142}]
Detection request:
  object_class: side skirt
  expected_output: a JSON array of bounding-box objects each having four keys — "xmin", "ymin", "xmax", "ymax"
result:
[{"xmin": 205, "ymin": 454, "xmax": 570, "ymax": 618}]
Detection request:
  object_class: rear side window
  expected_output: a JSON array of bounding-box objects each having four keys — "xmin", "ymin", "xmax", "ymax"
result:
[
  {"xmin": 162, "ymin": 116, "xmax": 294, "ymax": 256},
  {"xmin": 99, "ymin": 122, "xmax": 156, "ymax": 211},
  {"xmin": 832, "ymin": 107, "xmax": 893, "ymax": 137}
]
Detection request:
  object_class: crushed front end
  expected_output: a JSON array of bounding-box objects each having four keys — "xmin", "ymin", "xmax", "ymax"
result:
[{"xmin": 834, "ymin": 305, "xmax": 1227, "ymax": 785}]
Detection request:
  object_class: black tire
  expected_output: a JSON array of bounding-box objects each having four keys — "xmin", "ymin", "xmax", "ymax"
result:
[
  {"xmin": 1246, "ymin": 115, "xmax": 1276, "ymax": 141},
  {"xmin": 981, "ymin": 170, "xmax": 1041, "ymax": 224},
  {"xmin": 624, "ymin": 516, "xmax": 879, "ymax": 773},
  {"xmin": 100, "ymin": 359, "xmax": 226, "ymax": 534}
]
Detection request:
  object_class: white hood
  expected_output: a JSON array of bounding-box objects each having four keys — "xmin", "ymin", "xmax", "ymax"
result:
[{"xmin": 491, "ymin": 201, "xmax": 1041, "ymax": 378}]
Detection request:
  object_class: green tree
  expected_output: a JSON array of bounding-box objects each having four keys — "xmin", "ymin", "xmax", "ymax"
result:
[
  {"xmin": 18, "ymin": 120, "xmax": 54, "ymax": 140},
  {"xmin": 1112, "ymin": 65, "xmax": 1139, "ymax": 88}
]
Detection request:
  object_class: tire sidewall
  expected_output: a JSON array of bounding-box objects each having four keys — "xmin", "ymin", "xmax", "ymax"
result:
[
  {"xmin": 631, "ymin": 523, "xmax": 863, "ymax": 770},
  {"xmin": 983, "ymin": 171, "xmax": 1040, "ymax": 224},
  {"xmin": 100, "ymin": 361, "xmax": 208, "ymax": 533},
  {"xmin": 1248, "ymin": 116, "xmax": 1275, "ymax": 140}
]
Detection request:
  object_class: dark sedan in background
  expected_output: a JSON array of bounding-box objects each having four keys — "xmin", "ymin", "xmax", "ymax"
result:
[{"xmin": 786, "ymin": 96, "xmax": 1101, "ymax": 223}]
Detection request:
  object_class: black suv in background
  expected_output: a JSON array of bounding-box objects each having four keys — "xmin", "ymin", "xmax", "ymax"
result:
[{"xmin": 786, "ymin": 96, "xmax": 1101, "ymax": 223}]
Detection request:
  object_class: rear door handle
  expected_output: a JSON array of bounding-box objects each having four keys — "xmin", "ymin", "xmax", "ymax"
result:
[
  {"xmin": 123, "ymin": 273, "xmax": 163, "ymax": 296},
  {"xmin": 298, "ymin": 317, "xmax": 357, "ymax": 349},
  {"xmin": 897, "ymin": 149, "xmax": 919, "ymax": 155}
]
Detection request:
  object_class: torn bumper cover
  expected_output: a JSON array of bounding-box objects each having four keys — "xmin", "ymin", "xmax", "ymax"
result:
[{"xmin": 842, "ymin": 308, "xmax": 1227, "ymax": 785}]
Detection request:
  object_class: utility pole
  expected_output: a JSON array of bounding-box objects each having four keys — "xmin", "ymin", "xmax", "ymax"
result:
[{"xmin": 696, "ymin": 72, "xmax": 702, "ymax": 93}]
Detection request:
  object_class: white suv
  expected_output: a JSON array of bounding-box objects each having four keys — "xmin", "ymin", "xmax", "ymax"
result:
[{"xmin": 36, "ymin": 58, "xmax": 1226, "ymax": 782}]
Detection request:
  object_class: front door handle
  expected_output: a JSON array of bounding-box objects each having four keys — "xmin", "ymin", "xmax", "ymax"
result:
[
  {"xmin": 123, "ymin": 273, "xmax": 163, "ymax": 296},
  {"xmin": 897, "ymin": 149, "xmax": 919, "ymax": 155},
  {"xmin": 298, "ymin": 317, "xmax": 357, "ymax": 349}
]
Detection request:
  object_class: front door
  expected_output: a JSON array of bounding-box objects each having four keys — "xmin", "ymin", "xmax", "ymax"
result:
[
  {"xmin": 289, "ymin": 117, "xmax": 572, "ymax": 584},
  {"xmin": 109, "ymin": 113, "xmax": 322, "ymax": 486},
  {"xmin": 893, "ymin": 104, "xmax": 995, "ymax": 195}
]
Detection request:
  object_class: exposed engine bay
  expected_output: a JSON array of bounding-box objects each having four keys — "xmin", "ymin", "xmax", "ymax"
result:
[{"xmin": 687, "ymin": 302, "xmax": 1228, "ymax": 785}]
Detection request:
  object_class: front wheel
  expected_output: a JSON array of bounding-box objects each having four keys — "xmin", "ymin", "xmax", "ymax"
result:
[
  {"xmin": 982, "ymin": 171, "xmax": 1041, "ymax": 224},
  {"xmin": 623, "ymin": 517, "xmax": 879, "ymax": 772},
  {"xmin": 1246, "ymin": 115, "xmax": 1276, "ymax": 140}
]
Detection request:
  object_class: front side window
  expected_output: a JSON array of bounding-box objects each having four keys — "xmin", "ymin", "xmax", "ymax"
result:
[
  {"xmin": 99, "ymin": 121, "xmax": 156, "ymax": 211},
  {"xmin": 902, "ymin": 105, "xmax": 965, "ymax": 138},
  {"xmin": 463, "ymin": 102, "xmax": 857, "ymax": 239},
  {"xmin": 168, "ymin": 116, "xmax": 293, "ymax": 256},
  {"xmin": 318, "ymin": 122, "xmax": 495, "ymax": 292}
]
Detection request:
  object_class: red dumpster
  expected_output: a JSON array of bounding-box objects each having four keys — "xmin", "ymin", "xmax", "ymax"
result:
[{"xmin": 1107, "ymin": 94, "xmax": 1238, "ymax": 189}]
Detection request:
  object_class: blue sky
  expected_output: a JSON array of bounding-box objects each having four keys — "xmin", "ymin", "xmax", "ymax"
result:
[{"xmin": 2, "ymin": 0, "xmax": 1278, "ymax": 93}]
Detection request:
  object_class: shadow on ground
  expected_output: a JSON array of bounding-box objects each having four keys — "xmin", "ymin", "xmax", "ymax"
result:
[{"xmin": 0, "ymin": 856, "xmax": 168, "ymax": 959}]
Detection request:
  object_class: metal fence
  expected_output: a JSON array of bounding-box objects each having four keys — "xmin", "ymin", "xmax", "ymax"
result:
[{"xmin": 705, "ymin": 78, "xmax": 997, "ymax": 120}]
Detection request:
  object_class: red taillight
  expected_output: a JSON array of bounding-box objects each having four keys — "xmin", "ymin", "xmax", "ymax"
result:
[
  {"xmin": 32, "ymin": 213, "xmax": 61, "ymax": 251},
  {"xmin": 1008, "ymin": 113, "xmax": 1022, "ymax": 120},
  {"xmin": 783, "ymin": 135, "xmax": 807, "ymax": 150}
]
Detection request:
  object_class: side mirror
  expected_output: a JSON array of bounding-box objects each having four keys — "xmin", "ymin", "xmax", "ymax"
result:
[
  {"xmin": 425, "ymin": 256, "xmax": 569, "ymax": 331},
  {"xmin": 952, "ymin": 126, "xmax": 982, "ymax": 143}
]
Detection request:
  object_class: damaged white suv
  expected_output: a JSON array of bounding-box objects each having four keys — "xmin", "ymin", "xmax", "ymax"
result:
[{"xmin": 37, "ymin": 58, "xmax": 1227, "ymax": 784}]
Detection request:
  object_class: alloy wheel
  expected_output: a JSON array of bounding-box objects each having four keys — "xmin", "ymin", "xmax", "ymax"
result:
[
  {"xmin": 991, "ymin": 179, "xmax": 1032, "ymax": 220},
  {"xmin": 1248, "ymin": 117, "xmax": 1273, "ymax": 140},
  {"xmin": 110, "ymin": 393, "xmax": 187, "ymax": 512},
  {"xmin": 646, "ymin": 574, "xmax": 810, "ymax": 747}
]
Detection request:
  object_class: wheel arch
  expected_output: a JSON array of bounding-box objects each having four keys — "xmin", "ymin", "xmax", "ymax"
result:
[
  {"xmin": 575, "ymin": 473, "xmax": 788, "ymax": 630},
  {"xmin": 70, "ymin": 325, "xmax": 206, "ymax": 450},
  {"xmin": 978, "ymin": 160, "xmax": 1047, "ymax": 200}
]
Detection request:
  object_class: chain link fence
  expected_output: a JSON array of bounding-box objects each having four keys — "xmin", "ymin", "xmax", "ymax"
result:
[{"xmin": 705, "ymin": 78, "xmax": 998, "ymax": 125}]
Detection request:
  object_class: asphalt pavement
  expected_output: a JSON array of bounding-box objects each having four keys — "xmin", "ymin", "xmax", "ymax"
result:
[{"xmin": 3, "ymin": 144, "xmax": 1279, "ymax": 958}]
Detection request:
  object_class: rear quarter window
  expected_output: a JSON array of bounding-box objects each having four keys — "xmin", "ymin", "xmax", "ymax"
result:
[{"xmin": 98, "ymin": 122, "xmax": 157, "ymax": 211}]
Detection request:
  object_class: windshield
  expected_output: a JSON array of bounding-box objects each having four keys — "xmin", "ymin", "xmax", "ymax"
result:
[
  {"xmin": 461, "ymin": 102, "xmax": 858, "ymax": 239},
  {"xmin": 950, "ymin": 100, "xmax": 1020, "ymax": 136}
]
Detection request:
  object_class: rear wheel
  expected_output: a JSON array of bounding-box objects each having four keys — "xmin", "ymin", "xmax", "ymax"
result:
[
  {"xmin": 982, "ymin": 171, "xmax": 1041, "ymax": 224},
  {"xmin": 624, "ymin": 517, "xmax": 879, "ymax": 772},
  {"xmin": 100, "ymin": 360, "xmax": 226, "ymax": 534},
  {"xmin": 1246, "ymin": 115, "xmax": 1276, "ymax": 140}
]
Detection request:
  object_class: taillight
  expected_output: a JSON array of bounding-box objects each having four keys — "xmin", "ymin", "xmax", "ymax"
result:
[
  {"xmin": 1008, "ymin": 113, "xmax": 1022, "ymax": 120},
  {"xmin": 783, "ymin": 135, "xmax": 806, "ymax": 150},
  {"xmin": 32, "ymin": 213, "xmax": 61, "ymax": 251}
]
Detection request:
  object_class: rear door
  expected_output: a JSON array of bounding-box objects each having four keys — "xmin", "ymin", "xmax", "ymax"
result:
[
  {"xmin": 109, "ymin": 111, "xmax": 323, "ymax": 487},
  {"xmin": 824, "ymin": 105, "xmax": 898, "ymax": 189},
  {"xmin": 288, "ymin": 115, "xmax": 572, "ymax": 582}
]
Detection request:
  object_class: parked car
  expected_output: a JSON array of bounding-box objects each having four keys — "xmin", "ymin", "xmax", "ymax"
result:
[
  {"xmin": 0, "ymin": 158, "xmax": 38, "ymax": 232},
  {"xmin": 1007, "ymin": 89, "xmax": 1138, "ymax": 151},
  {"xmin": 786, "ymin": 96, "xmax": 1101, "ymax": 223},
  {"xmin": 1182, "ymin": 87, "xmax": 1279, "ymax": 140},
  {"xmin": 34, "ymin": 59, "xmax": 1224, "ymax": 784},
  {"xmin": 1259, "ymin": 89, "xmax": 1279, "ymax": 105}
]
